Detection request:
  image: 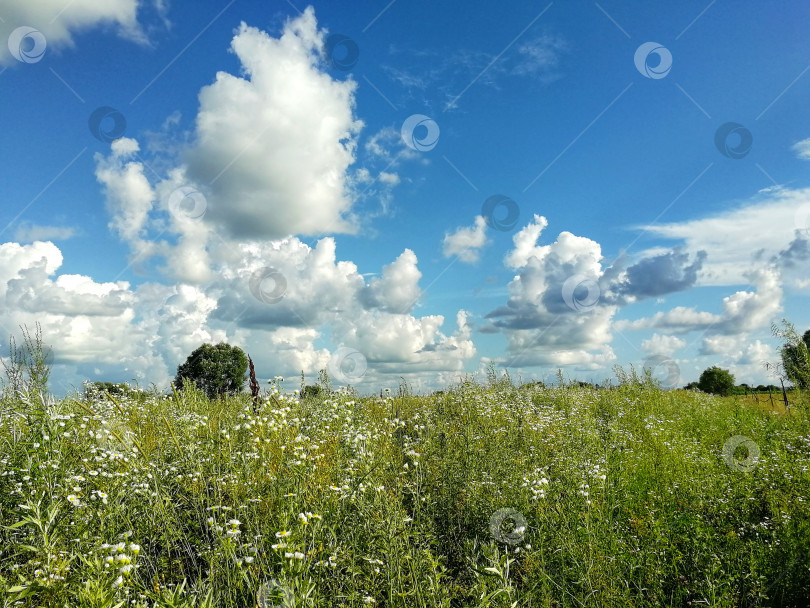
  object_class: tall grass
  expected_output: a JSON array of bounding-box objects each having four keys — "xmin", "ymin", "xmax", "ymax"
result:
[{"xmin": 0, "ymin": 370, "xmax": 808, "ymax": 607}]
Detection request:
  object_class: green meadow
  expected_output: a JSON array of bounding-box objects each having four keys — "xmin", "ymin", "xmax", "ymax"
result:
[{"xmin": 1, "ymin": 374, "xmax": 809, "ymax": 607}]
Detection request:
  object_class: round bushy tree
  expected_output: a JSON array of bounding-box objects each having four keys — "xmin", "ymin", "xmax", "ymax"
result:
[
  {"xmin": 697, "ymin": 366, "xmax": 735, "ymax": 396},
  {"xmin": 174, "ymin": 343, "xmax": 248, "ymax": 400}
]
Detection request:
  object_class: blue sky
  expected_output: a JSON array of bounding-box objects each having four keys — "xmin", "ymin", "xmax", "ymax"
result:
[{"xmin": 1, "ymin": 0, "xmax": 809, "ymax": 395}]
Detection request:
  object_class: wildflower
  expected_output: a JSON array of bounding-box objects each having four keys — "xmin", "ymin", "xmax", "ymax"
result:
[
  {"xmin": 113, "ymin": 576, "xmax": 123, "ymax": 588},
  {"xmin": 275, "ymin": 530, "xmax": 291, "ymax": 538},
  {"xmin": 67, "ymin": 494, "xmax": 82, "ymax": 507},
  {"xmin": 298, "ymin": 513, "xmax": 308, "ymax": 524}
]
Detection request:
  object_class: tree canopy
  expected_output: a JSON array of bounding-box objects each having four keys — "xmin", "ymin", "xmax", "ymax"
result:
[
  {"xmin": 174, "ymin": 343, "xmax": 248, "ymax": 400},
  {"xmin": 698, "ymin": 366, "xmax": 735, "ymax": 396}
]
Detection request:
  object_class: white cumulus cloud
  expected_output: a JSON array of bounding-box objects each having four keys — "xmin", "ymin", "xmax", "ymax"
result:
[{"xmin": 0, "ymin": 0, "xmax": 144, "ymax": 65}]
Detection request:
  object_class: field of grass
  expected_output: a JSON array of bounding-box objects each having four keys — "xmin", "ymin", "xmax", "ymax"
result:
[{"xmin": 1, "ymin": 375, "xmax": 809, "ymax": 607}]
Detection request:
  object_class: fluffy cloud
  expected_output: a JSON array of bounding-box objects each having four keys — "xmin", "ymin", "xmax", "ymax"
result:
[
  {"xmin": 93, "ymin": 9, "xmax": 371, "ymax": 277},
  {"xmin": 485, "ymin": 214, "xmax": 615, "ymax": 367},
  {"xmin": 0, "ymin": 0, "xmax": 144, "ymax": 65},
  {"xmin": 611, "ymin": 248, "xmax": 706, "ymax": 300},
  {"xmin": 0, "ymin": 236, "xmax": 476, "ymax": 395},
  {"xmin": 95, "ymin": 138, "xmax": 155, "ymax": 244},
  {"xmin": 617, "ymin": 268, "xmax": 782, "ymax": 346},
  {"xmin": 360, "ymin": 249, "xmax": 422, "ymax": 313},
  {"xmin": 443, "ymin": 216, "xmax": 489, "ymax": 263},
  {"xmin": 641, "ymin": 333, "xmax": 686, "ymax": 356},
  {"xmin": 185, "ymin": 9, "xmax": 363, "ymax": 239},
  {"xmin": 641, "ymin": 186, "xmax": 810, "ymax": 285},
  {"xmin": 793, "ymin": 138, "xmax": 810, "ymax": 161}
]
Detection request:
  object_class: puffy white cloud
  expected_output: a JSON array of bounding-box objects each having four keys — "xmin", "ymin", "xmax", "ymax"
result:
[
  {"xmin": 0, "ymin": 0, "xmax": 144, "ymax": 65},
  {"xmin": 793, "ymin": 138, "xmax": 810, "ymax": 160},
  {"xmin": 0, "ymin": 236, "xmax": 478, "ymax": 394},
  {"xmin": 443, "ymin": 216, "xmax": 489, "ymax": 263},
  {"xmin": 360, "ymin": 249, "xmax": 421, "ymax": 313},
  {"xmin": 486, "ymin": 214, "xmax": 616, "ymax": 368},
  {"xmin": 641, "ymin": 186, "xmax": 810, "ymax": 285},
  {"xmin": 185, "ymin": 9, "xmax": 363, "ymax": 239},
  {"xmin": 94, "ymin": 138, "xmax": 155, "ymax": 244},
  {"xmin": 615, "ymin": 267, "xmax": 782, "ymax": 344},
  {"xmin": 641, "ymin": 333, "xmax": 686, "ymax": 356}
]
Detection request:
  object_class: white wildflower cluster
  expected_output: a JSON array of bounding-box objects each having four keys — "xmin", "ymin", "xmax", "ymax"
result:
[
  {"xmin": 206, "ymin": 505, "xmax": 235, "ymax": 535},
  {"xmin": 270, "ymin": 511, "xmax": 321, "ymax": 562},
  {"xmin": 521, "ymin": 467, "xmax": 550, "ymax": 500},
  {"xmin": 235, "ymin": 543, "xmax": 259, "ymax": 567},
  {"xmin": 99, "ymin": 531, "xmax": 140, "ymax": 586}
]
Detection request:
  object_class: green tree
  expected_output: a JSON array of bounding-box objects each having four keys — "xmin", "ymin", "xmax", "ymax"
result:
[
  {"xmin": 697, "ymin": 366, "xmax": 735, "ymax": 396},
  {"xmin": 174, "ymin": 343, "xmax": 248, "ymax": 400},
  {"xmin": 777, "ymin": 324, "xmax": 810, "ymax": 390}
]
